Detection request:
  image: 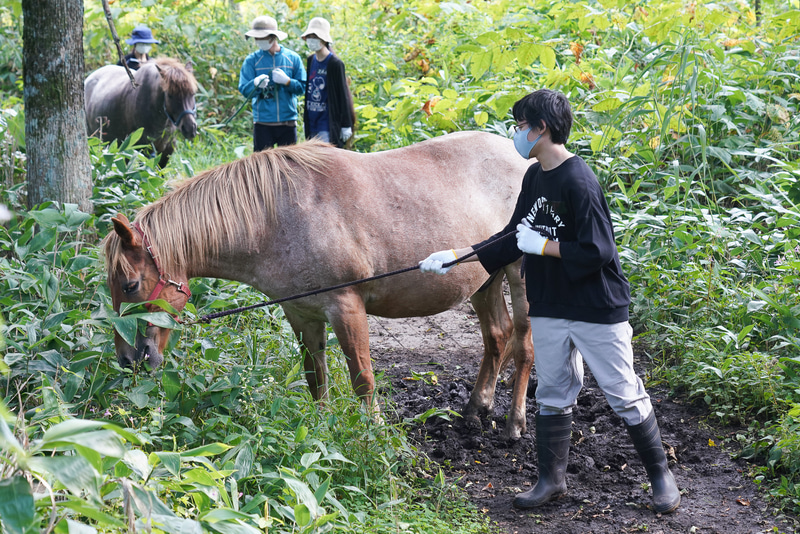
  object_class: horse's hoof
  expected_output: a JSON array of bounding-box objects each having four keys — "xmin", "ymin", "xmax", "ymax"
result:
[{"xmin": 464, "ymin": 414, "xmax": 482, "ymax": 433}]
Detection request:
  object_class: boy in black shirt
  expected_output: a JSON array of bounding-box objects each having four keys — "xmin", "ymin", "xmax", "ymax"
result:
[{"xmin": 419, "ymin": 89, "xmax": 680, "ymax": 514}]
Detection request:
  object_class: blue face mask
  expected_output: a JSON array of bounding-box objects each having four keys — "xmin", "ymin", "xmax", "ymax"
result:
[{"xmin": 513, "ymin": 126, "xmax": 543, "ymax": 159}]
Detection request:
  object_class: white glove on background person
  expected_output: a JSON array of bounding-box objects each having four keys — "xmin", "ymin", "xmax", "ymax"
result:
[
  {"xmin": 419, "ymin": 249, "xmax": 459, "ymax": 275},
  {"xmin": 516, "ymin": 220, "xmax": 549, "ymax": 255},
  {"xmin": 254, "ymin": 74, "xmax": 270, "ymax": 89},
  {"xmin": 340, "ymin": 127, "xmax": 353, "ymax": 142},
  {"xmin": 271, "ymin": 68, "xmax": 290, "ymax": 85}
]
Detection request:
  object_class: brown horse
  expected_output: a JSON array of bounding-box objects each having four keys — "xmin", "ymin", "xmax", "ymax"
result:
[
  {"xmin": 84, "ymin": 57, "xmax": 198, "ymax": 167},
  {"xmin": 104, "ymin": 132, "xmax": 535, "ymax": 439}
]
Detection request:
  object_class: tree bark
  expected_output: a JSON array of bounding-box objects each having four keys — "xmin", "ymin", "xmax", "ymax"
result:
[{"xmin": 22, "ymin": 0, "xmax": 93, "ymax": 212}]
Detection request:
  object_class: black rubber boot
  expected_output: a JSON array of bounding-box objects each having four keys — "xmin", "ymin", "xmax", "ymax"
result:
[
  {"xmin": 512, "ymin": 413, "xmax": 572, "ymax": 509},
  {"xmin": 626, "ymin": 411, "xmax": 681, "ymax": 514}
]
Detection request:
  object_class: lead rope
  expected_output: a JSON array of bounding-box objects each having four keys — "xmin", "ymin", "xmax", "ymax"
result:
[{"xmin": 191, "ymin": 229, "xmax": 518, "ymax": 325}]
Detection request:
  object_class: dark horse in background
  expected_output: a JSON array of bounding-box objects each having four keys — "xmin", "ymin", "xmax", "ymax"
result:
[
  {"xmin": 84, "ymin": 57, "xmax": 198, "ymax": 167},
  {"xmin": 104, "ymin": 133, "xmax": 536, "ymax": 440}
]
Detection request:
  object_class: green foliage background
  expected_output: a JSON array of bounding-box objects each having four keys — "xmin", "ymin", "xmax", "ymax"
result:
[{"xmin": 1, "ymin": 0, "xmax": 800, "ymax": 532}]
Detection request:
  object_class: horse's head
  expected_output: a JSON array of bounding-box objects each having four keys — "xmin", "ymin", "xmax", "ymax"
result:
[
  {"xmin": 156, "ymin": 59, "xmax": 198, "ymax": 140},
  {"xmin": 105, "ymin": 213, "xmax": 191, "ymax": 370}
]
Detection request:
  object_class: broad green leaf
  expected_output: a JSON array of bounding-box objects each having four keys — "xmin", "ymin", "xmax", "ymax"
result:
[
  {"xmin": 592, "ymin": 97, "xmax": 623, "ymax": 112},
  {"xmin": 109, "ymin": 316, "xmax": 138, "ymax": 347},
  {"xmin": 294, "ymin": 504, "xmax": 311, "ymax": 527},
  {"xmin": 540, "ymin": 46, "xmax": 556, "ymax": 69},
  {"xmin": 27, "ymin": 456, "xmax": 99, "ymax": 501},
  {"xmin": 0, "ymin": 476, "xmax": 34, "ymax": 534},
  {"xmin": 183, "ymin": 467, "xmax": 218, "ymax": 487},
  {"xmin": 0, "ymin": 416, "xmax": 25, "ymax": 458},
  {"xmin": 123, "ymin": 449, "xmax": 152, "ymax": 480},
  {"xmin": 474, "ymin": 111, "xmax": 488, "ymax": 126},
  {"xmin": 182, "ymin": 443, "xmax": 232, "ymax": 457},
  {"xmin": 470, "ymin": 50, "xmax": 493, "ymax": 79},
  {"xmin": 154, "ymin": 451, "xmax": 181, "ymax": 477},
  {"xmin": 280, "ymin": 474, "xmax": 321, "ymax": 516},
  {"xmin": 516, "ymin": 42, "xmax": 539, "ymax": 66},
  {"xmin": 201, "ymin": 509, "xmax": 255, "ymax": 522},
  {"xmin": 300, "ymin": 452, "xmax": 321, "ymax": 469},
  {"xmin": 64, "ymin": 519, "xmax": 97, "ymax": 534},
  {"xmin": 148, "ymin": 514, "xmax": 203, "ymax": 534},
  {"xmin": 40, "ymin": 429, "xmax": 126, "ymax": 458},
  {"xmin": 60, "ymin": 498, "xmax": 126, "ymax": 528},
  {"xmin": 233, "ymin": 444, "xmax": 254, "ymax": 480}
]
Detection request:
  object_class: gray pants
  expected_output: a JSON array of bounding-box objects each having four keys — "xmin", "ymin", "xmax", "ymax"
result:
[{"xmin": 531, "ymin": 317, "xmax": 652, "ymax": 425}]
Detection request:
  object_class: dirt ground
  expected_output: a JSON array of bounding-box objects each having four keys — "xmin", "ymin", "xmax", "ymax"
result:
[{"xmin": 368, "ymin": 300, "xmax": 799, "ymax": 534}]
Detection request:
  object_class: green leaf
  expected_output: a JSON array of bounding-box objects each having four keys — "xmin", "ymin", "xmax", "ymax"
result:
[
  {"xmin": 201, "ymin": 509, "xmax": 255, "ymax": 522},
  {"xmin": 122, "ymin": 449, "xmax": 152, "ymax": 481},
  {"xmin": 149, "ymin": 514, "xmax": 203, "ymax": 534},
  {"xmin": 42, "ymin": 419, "xmax": 137, "ymax": 446},
  {"xmin": 182, "ymin": 443, "xmax": 232, "ymax": 457},
  {"xmin": 183, "ymin": 467, "xmax": 218, "ymax": 487},
  {"xmin": 60, "ymin": 497, "xmax": 126, "ymax": 528},
  {"xmin": 154, "ymin": 451, "xmax": 181, "ymax": 477},
  {"xmin": 280, "ymin": 474, "xmax": 321, "ymax": 516},
  {"xmin": 40, "ymin": 429, "xmax": 127, "ymax": 459},
  {"xmin": 294, "ymin": 504, "xmax": 311, "ymax": 527},
  {"xmin": 27, "ymin": 456, "xmax": 99, "ymax": 501},
  {"xmin": 64, "ymin": 519, "xmax": 97, "ymax": 534},
  {"xmin": 109, "ymin": 316, "xmax": 138, "ymax": 347},
  {"xmin": 233, "ymin": 444, "xmax": 254, "ymax": 480},
  {"xmin": 0, "ymin": 416, "xmax": 25, "ymax": 458},
  {"xmin": 0, "ymin": 476, "xmax": 35, "ymax": 534},
  {"xmin": 540, "ymin": 46, "xmax": 556, "ymax": 69},
  {"xmin": 470, "ymin": 50, "xmax": 493, "ymax": 79}
]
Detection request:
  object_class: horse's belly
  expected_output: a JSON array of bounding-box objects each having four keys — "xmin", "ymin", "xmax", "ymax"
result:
[{"xmin": 363, "ymin": 267, "xmax": 487, "ymax": 319}]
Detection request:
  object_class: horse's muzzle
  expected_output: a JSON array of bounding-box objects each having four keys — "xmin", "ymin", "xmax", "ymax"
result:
[
  {"xmin": 181, "ymin": 117, "xmax": 198, "ymax": 140},
  {"xmin": 116, "ymin": 333, "xmax": 164, "ymax": 370}
]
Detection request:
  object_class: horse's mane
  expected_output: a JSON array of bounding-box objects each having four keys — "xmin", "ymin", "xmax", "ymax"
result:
[
  {"xmin": 154, "ymin": 57, "xmax": 197, "ymax": 96},
  {"xmin": 104, "ymin": 140, "xmax": 333, "ymax": 278}
]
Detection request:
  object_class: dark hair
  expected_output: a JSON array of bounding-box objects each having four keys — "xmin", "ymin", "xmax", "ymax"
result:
[{"xmin": 512, "ymin": 89, "xmax": 573, "ymax": 145}]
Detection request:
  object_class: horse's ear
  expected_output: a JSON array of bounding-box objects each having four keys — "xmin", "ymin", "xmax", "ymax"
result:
[
  {"xmin": 155, "ymin": 63, "xmax": 163, "ymax": 75},
  {"xmin": 111, "ymin": 213, "xmax": 141, "ymax": 248},
  {"xmin": 184, "ymin": 61, "xmax": 193, "ymax": 73}
]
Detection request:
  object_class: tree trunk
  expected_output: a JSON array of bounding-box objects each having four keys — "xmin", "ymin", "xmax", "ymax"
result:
[{"xmin": 22, "ymin": 0, "xmax": 92, "ymax": 212}]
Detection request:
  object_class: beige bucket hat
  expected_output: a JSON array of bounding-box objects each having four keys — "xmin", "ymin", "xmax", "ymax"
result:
[
  {"xmin": 245, "ymin": 16, "xmax": 287, "ymax": 40},
  {"xmin": 301, "ymin": 17, "xmax": 333, "ymax": 43}
]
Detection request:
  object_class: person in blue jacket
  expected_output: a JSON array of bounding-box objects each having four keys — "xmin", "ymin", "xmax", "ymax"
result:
[
  {"xmin": 238, "ymin": 16, "xmax": 306, "ymax": 151},
  {"xmin": 419, "ymin": 89, "xmax": 680, "ymax": 515}
]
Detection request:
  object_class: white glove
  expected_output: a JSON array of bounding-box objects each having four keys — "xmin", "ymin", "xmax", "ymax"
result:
[
  {"xmin": 271, "ymin": 68, "xmax": 290, "ymax": 85},
  {"xmin": 516, "ymin": 220, "xmax": 549, "ymax": 255},
  {"xmin": 340, "ymin": 127, "xmax": 353, "ymax": 142},
  {"xmin": 419, "ymin": 249, "xmax": 458, "ymax": 275},
  {"xmin": 254, "ymin": 74, "xmax": 270, "ymax": 89}
]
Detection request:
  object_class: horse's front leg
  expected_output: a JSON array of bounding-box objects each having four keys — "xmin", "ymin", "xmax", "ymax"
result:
[
  {"xmin": 466, "ymin": 273, "xmax": 513, "ymax": 433},
  {"xmin": 325, "ymin": 291, "xmax": 378, "ymax": 413},
  {"xmin": 282, "ymin": 309, "xmax": 330, "ymax": 401}
]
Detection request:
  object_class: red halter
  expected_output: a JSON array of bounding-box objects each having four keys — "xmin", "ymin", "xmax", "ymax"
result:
[{"xmin": 133, "ymin": 222, "xmax": 192, "ymax": 303}]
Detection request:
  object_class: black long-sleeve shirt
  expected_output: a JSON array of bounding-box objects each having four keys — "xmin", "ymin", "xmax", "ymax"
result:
[{"xmin": 476, "ymin": 155, "xmax": 630, "ymax": 324}]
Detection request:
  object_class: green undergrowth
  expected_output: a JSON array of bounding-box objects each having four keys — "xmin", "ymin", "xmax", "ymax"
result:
[{"xmin": 0, "ymin": 140, "xmax": 494, "ymax": 533}]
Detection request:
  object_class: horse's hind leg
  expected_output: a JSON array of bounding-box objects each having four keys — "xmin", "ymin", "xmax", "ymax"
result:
[
  {"xmin": 466, "ymin": 273, "xmax": 513, "ymax": 431},
  {"xmin": 324, "ymin": 291, "xmax": 379, "ymax": 413},
  {"xmin": 282, "ymin": 309, "xmax": 330, "ymax": 401},
  {"xmin": 501, "ymin": 261, "xmax": 535, "ymax": 441}
]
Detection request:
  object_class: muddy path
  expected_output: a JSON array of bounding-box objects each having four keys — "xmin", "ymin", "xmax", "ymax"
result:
[{"xmin": 368, "ymin": 301, "xmax": 798, "ymax": 534}]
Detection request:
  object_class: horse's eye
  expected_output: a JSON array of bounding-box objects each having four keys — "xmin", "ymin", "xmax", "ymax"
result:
[{"xmin": 122, "ymin": 281, "xmax": 139, "ymax": 295}]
